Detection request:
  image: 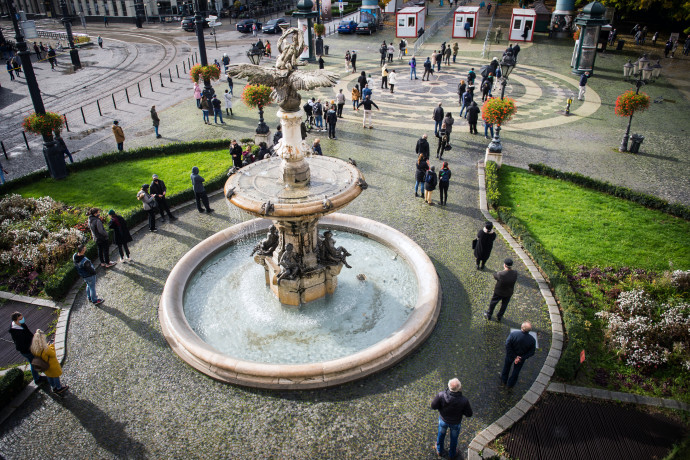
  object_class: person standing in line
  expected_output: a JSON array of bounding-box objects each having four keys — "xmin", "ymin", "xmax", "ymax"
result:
[
  {"xmin": 9, "ymin": 312, "xmax": 48, "ymax": 385},
  {"xmin": 481, "ymin": 78, "xmax": 491, "ymax": 102},
  {"xmin": 452, "ymin": 42, "xmax": 459, "ymax": 63},
  {"xmin": 107, "ymin": 210, "xmax": 133, "ymax": 263},
  {"xmin": 502, "ymin": 322, "xmax": 536, "ymax": 387},
  {"xmin": 387, "ymin": 42, "xmax": 395, "ymax": 62},
  {"xmin": 431, "ymin": 378, "xmax": 473, "ymax": 458},
  {"xmin": 438, "ymin": 161, "xmax": 451, "ymax": 205},
  {"xmin": 357, "ymin": 71, "xmax": 368, "ymax": 98},
  {"xmin": 312, "ymin": 138, "xmax": 323, "ymax": 155},
  {"xmin": 355, "ymin": 95, "xmax": 380, "ymax": 129},
  {"xmin": 398, "ymin": 39, "xmax": 407, "ymax": 60},
  {"xmin": 73, "ymin": 244, "xmax": 103, "ymax": 305},
  {"xmin": 224, "ymin": 89, "xmax": 233, "ymax": 116},
  {"xmin": 112, "ymin": 120, "xmax": 125, "ymax": 151},
  {"xmin": 444, "ymin": 46, "xmax": 451, "ymax": 65},
  {"xmin": 578, "ymin": 71, "xmax": 590, "ymax": 101},
  {"xmin": 230, "ymin": 140, "xmax": 243, "ymax": 168},
  {"xmin": 388, "ymin": 69, "xmax": 397, "ymax": 93},
  {"xmin": 467, "ymin": 67, "xmax": 477, "ymax": 85},
  {"xmin": 326, "ymin": 102, "xmax": 338, "ymax": 139},
  {"xmin": 33, "ymin": 42, "xmax": 41, "ymax": 59},
  {"xmin": 150, "ymin": 174, "xmax": 176, "ymax": 221},
  {"xmin": 474, "ymin": 221, "xmax": 496, "ymax": 269},
  {"xmin": 467, "ymin": 101, "xmax": 480, "ymax": 134},
  {"xmin": 415, "ymin": 153, "xmax": 429, "ymax": 198},
  {"xmin": 436, "ymin": 123, "xmax": 449, "ymax": 159},
  {"xmin": 191, "ymin": 167, "xmax": 214, "ymax": 213},
  {"xmin": 150, "ymin": 105, "xmax": 162, "ymax": 138},
  {"xmin": 313, "ymin": 99, "xmax": 324, "ymax": 132},
  {"xmin": 381, "ymin": 64, "xmax": 389, "ymax": 89},
  {"xmin": 47, "ymin": 46, "xmax": 56, "ymax": 70},
  {"xmin": 409, "ymin": 55, "xmax": 417, "ymax": 80},
  {"xmin": 98, "ymin": 36, "xmax": 103, "ymax": 48},
  {"xmin": 457, "ymin": 80, "xmax": 466, "ymax": 106},
  {"xmin": 460, "ymin": 88, "xmax": 472, "ymax": 118},
  {"xmin": 424, "ymin": 165, "xmax": 437, "ymax": 205},
  {"xmin": 318, "ymin": 55, "xmax": 325, "ymax": 69},
  {"xmin": 6, "ymin": 60, "xmax": 15, "ymax": 81},
  {"xmin": 336, "ymin": 89, "xmax": 345, "ymax": 117},
  {"xmin": 433, "ymin": 102, "xmax": 444, "ymax": 137},
  {"xmin": 351, "ymin": 85, "xmax": 360, "ymax": 110},
  {"xmin": 226, "ymin": 74, "xmax": 233, "ymax": 94},
  {"xmin": 211, "ymin": 95, "xmax": 225, "ymax": 124},
  {"xmin": 379, "ymin": 41, "xmax": 387, "ymax": 66},
  {"xmin": 443, "ymin": 112, "xmax": 454, "ymax": 145},
  {"xmin": 31, "ymin": 329, "xmax": 69, "ymax": 396},
  {"xmin": 194, "ymin": 82, "xmax": 202, "ymax": 108},
  {"xmin": 435, "ymin": 49, "xmax": 443, "ymax": 71},
  {"xmin": 88, "ymin": 208, "xmax": 116, "ymax": 268},
  {"xmin": 200, "ymin": 95, "xmax": 211, "ymax": 124},
  {"xmin": 485, "ymin": 257, "xmax": 518, "ymax": 321},
  {"xmin": 137, "ymin": 184, "xmax": 158, "ymax": 232},
  {"xmin": 416, "ymin": 134, "xmax": 430, "ymax": 160},
  {"xmin": 345, "ymin": 50, "xmax": 351, "ymax": 71},
  {"xmin": 350, "ymin": 50, "xmax": 357, "ymax": 72},
  {"xmin": 361, "ymin": 83, "xmax": 372, "ymax": 101}
]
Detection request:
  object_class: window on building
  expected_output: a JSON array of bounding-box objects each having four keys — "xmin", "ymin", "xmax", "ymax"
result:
[{"xmin": 407, "ymin": 16, "xmax": 414, "ymax": 27}]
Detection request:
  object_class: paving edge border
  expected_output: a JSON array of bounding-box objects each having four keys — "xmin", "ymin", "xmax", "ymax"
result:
[
  {"xmin": 546, "ymin": 382, "xmax": 690, "ymax": 412},
  {"xmin": 467, "ymin": 162, "xmax": 564, "ymax": 460},
  {"xmin": 0, "ymin": 189, "xmax": 224, "ymax": 426}
]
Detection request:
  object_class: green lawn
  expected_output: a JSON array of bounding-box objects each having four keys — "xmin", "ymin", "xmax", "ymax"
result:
[
  {"xmin": 13, "ymin": 149, "xmax": 231, "ymax": 212},
  {"xmin": 497, "ymin": 166, "xmax": 690, "ymax": 271}
]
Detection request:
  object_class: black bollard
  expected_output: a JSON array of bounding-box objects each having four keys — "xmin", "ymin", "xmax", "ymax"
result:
[
  {"xmin": 112, "ymin": 93, "xmax": 117, "ymax": 110},
  {"xmin": 138, "ymin": 82, "xmax": 142, "ymax": 97},
  {"xmin": 126, "ymin": 88, "xmax": 130, "ymax": 103},
  {"xmin": 80, "ymin": 106, "xmax": 86, "ymax": 123},
  {"xmin": 22, "ymin": 131, "xmax": 30, "ymax": 150},
  {"xmin": 63, "ymin": 114, "xmax": 69, "ymax": 132},
  {"xmin": 1, "ymin": 141, "xmax": 7, "ymax": 159},
  {"xmin": 96, "ymin": 99, "xmax": 102, "ymax": 116}
]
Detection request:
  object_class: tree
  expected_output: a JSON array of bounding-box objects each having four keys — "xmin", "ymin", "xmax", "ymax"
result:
[{"xmin": 601, "ymin": 0, "xmax": 690, "ymax": 22}]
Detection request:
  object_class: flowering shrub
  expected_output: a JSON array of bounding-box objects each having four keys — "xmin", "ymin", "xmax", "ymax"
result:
[
  {"xmin": 22, "ymin": 112, "xmax": 64, "ymax": 136},
  {"xmin": 481, "ymin": 97, "xmax": 517, "ymax": 126},
  {"xmin": 241, "ymin": 84, "xmax": 273, "ymax": 108},
  {"xmin": 615, "ymin": 90, "xmax": 651, "ymax": 117},
  {"xmin": 189, "ymin": 64, "xmax": 221, "ymax": 83}
]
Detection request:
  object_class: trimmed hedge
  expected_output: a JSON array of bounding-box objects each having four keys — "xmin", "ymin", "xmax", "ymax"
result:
[
  {"xmin": 11, "ymin": 140, "xmax": 233, "ymax": 300},
  {"xmin": 485, "ymin": 160, "xmax": 500, "ymax": 209},
  {"xmin": 0, "ymin": 368, "xmax": 26, "ymax": 409},
  {"xmin": 528, "ymin": 163, "xmax": 690, "ymax": 221}
]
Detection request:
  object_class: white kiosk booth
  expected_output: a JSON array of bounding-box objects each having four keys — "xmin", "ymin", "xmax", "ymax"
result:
[
  {"xmin": 509, "ymin": 8, "xmax": 536, "ymax": 42},
  {"xmin": 452, "ymin": 6, "xmax": 479, "ymax": 38},
  {"xmin": 396, "ymin": 6, "xmax": 426, "ymax": 38}
]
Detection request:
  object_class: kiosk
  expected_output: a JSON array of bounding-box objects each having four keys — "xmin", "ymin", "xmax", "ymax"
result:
[
  {"xmin": 396, "ymin": 6, "xmax": 426, "ymax": 38},
  {"xmin": 452, "ymin": 6, "xmax": 479, "ymax": 39},
  {"xmin": 509, "ymin": 8, "xmax": 536, "ymax": 42}
]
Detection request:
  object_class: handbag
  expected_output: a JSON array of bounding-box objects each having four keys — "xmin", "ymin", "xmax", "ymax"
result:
[
  {"xmin": 32, "ymin": 356, "xmax": 50, "ymax": 372},
  {"xmin": 472, "ymin": 239, "xmax": 477, "ymax": 249},
  {"xmin": 445, "ymin": 144, "xmax": 452, "ymax": 151}
]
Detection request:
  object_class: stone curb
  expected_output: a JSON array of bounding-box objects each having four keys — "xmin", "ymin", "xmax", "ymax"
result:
[
  {"xmin": 467, "ymin": 162, "xmax": 564, "ymax": 460},
  {"xmin": 546, "ymin": 383, "xmax": 690, "ymax": 411}
]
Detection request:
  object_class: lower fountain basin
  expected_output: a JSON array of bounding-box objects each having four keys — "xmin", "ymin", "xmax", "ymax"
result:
[{"xmin": 159, "ymin": 214, "xmax": 441, "ymax": 389}]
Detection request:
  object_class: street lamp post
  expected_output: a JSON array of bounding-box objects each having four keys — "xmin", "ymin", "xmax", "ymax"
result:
[
  {"xmin": 246, "ymin": 46, "xmax": 270, "ymax": 135},
  {"xmin": 619, "ymin": 57, "xmax": 657, "ymax": 153},
  {"xmin": 487, "ymin": 52, "xmax": 516, "ymax": 154},
  {"xmin": 59, "ymin": 0, "xmax": 81, "ymax": 70},
  {"xmin": 194, "ymin": 0, "xmax": 215, "ymax": 100},
  {"xmin": 6, "ymin": 0, "xmax": 67, "ymax": 179}
]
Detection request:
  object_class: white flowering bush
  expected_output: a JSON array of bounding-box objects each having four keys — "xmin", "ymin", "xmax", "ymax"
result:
[{"xmin": 596, "ymin": 289, "xmax": 690, "ymax": 372}]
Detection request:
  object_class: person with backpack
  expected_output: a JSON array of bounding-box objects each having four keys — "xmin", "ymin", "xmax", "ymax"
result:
[
  {"xmin": 467, "ymin": 67, "xmax": 476, "ymax": 85},
  {"xmin": 457, "ymin": 80, "xmax": 466, "ymax": 106},
  {"xmin": 467, "ymin": 101, "xmax": 480, "ymax": 134},
  {"xmin": 436, "ymin": 123, "xmax": 449, "ymax": 159},
  {"xmin": 88, "ymin": 208, "xmax": 116, "ymax": 268},
  {"xmin": 9, "ymin": 312, "xmax": 48, "ymax": 385},
  {"xmin": 438, "ymin": 161, "xmax": 451, "ymax": 205},
  {"xmin": 424, "ymin": 165, "xmax": 438, "ymax": 205},
  {"xmin": 415, "ymin": 152, "xmax": 429, "ymax": 197},
  {"xmin": 460, "ymin": 89, "xmax": 473, "ymax": 118},
  {"xmin": 73, "ymin": 244, "xmax": 104, "ymax": 305},
  {"xmin": 137, "ymin": 184, "xmax": 158, "ymax": 232},
  {"xmin": 409, "ymin": 56, "xmax": 417, "ymax": 80},
  {"xmin": 481, "ymin": 79, "xmax": 491, "ymax": 101}
]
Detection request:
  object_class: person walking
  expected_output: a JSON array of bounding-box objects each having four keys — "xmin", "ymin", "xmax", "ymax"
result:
[
  {"xmin": 379, "ymin": 41, "xmax": 387, "ymax": 66},
  {"xmin": 107, "ymin": 210, "xmax": 133, "ymax": 262},
  {"xmin": 664, "ymin": 39, "xmax": 673, "ymax": 58},
  {"xmin": 502, "ymin": 322, "xmax": 536, "ymax": 387},
  {"xmin": 381, "ymin": 64, "xmax": 389, "ymax": 89},
  {"xmin": 357, "ymin": 71, "xmax": 368, "ymax": 98},
  {"xmin": 481, "ymin": 78, "xmax": 491, "ymax": 102},
  {"xmin": 191, "ymin": 166, "xmax": 214, "ymax": 213},
  {"xmin": 460, "ymin": 88, "xmax": 472, "ymax": 118},
  {"xmin": 336, "ymin": 89, "xmax": 345, "ymax": 117},
  {"xmin": 313, "ymin": 99, "xmax": 324, "ymax": 131},
  {"xmin": 424, "ymin": 165, "xmax": 437, "ymax": 205},
  {"xmin": 350, "ymin": 50, "xmax": 357, "ymax": 72},
  {"xmin": 452, "ymin": 42, "xmax": 459, "ymax": 63},
  {"xmin": 112, "ymin": 120, "xmax": 125, "ymax": 151},
  {"xmin": 224, "ymin": 89, "xmax": 233, "ymax": 116},
  {"xmin": 409, "ymin": 55, "xmax": 417, "ymax": 80},
  {"xmin": 6, "ymin": 60, "xmax": 15, "ymax": 81},
  {"xmin": 73, "ymin": 244, "xmax": 103, "ymax": 305},
  {"xmin": 485, "ymin": 258, "xmax": 518, "ymax": 321},
  {"xmin": 31, "ymin": 329, "xmax": 69, "ymax": 396},
  {"xmin": 578, "ymin": 71, "xmax": 590, "ymax": 101},
  {"xmin": 415, "ymin": 153, "xmax": 429, "ymax": 197},
  {"xmin": 47, "ymin": 46, "xmax": 56, "ymax": 70},
  {"xmin": 474, "ymin": 221, "xmax": 496, "ymax": 269},
  {"xmin": 326, "ymin": 102, "xmax": 338, "ymax": 139},
  {"xmin": 194, "ymin": 82, "xmax": 202, "ymax": 108},
  {"xmin": 467, "ymin": 101, "xmax": 480, "ymax": 134},
  {"xmin": 351, "ymin": 85, "xmax": 360, "ymax": 110},
  {"xmin": 416, "ymin": 134, "xmax": 430, "ymax": 160},
  {"xmin": 151, "ymin": 105, "xmax": 162, "ymax": 138},
  {"xmin": 438, "ymin": 161, "xmax": 451, "ymax": 205},
  {"xmin": 486, "ymin": 2, "xmax": 492, "ymax": 14},
  {"xmin": 433, "ymin": 102, "xmax": 444, "ymax": 137},
  {"xmin": 431, "ymin": 378, "xmax": 473, "ymax": 458},
  {"xmin": 200, "ymin": 95, "xmax": 211, "ymax": 124},
  {"xmin": 9, "ymin": 312, "xmax": 48, "ymax": 386},
  {"xmin": 227, "ymin": 75, "xmax": 233, "ymax": 94},
  {"xmin": 88, "ymin": 208, "xmax": 116, "ymax": 268},
  {"xmin": 388, "ymin": 69, "xmax": 397, "ymax": 94},
  {"xmin": 230, "ymin": 140, "xmax": 243, "ymax": 168},
  {"xmin": 211, "ymin": 95, "xmax": 225, "ymax": 124},
  {"xmin": 11, "ymin": 56, "xmax": 21, "ymax": 77},
  {"xmin": 98, "ymin": 36, "xmax": 103, "ymax": 48},
  {"xmin": 436, "ymin": 123, "xmax": 449, "ymax": 159},
  {"xmin": 137, "ymin": 184, "xmax": 158, "ymax": 232},
  {"xmin": 150, "ymin": 174, "xmax": 176, "ymax": 221},
  {"xmin": 467, "ymin": 67, "xmax": 476, "ymax": 85},
  {"xmin": 356, "ymin": 95, "xmax": 380, "ymax": 129}
]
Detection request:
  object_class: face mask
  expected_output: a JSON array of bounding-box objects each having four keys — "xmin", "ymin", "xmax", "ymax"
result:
[{"xmin": 18, "ymin": 318, "xmax": 25, "ymax": 324}]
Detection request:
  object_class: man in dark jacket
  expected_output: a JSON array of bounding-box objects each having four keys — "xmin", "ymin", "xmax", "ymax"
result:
[
  {"xmin": 326, "ymin": 103, "xmax": 338, "ymax": 139},
  {"xmin": 211, "ymin": 95, "xmax": 225, "ymax": 124},
  {"xmin": 433, "ymin": 102, "xmax": 444, "ymax": 137},
  {"xmin": 350, "ymin": 50, "xmax": 357, "ymax": 72},
  {"xmin": 88, "ymin": 208, "xmax": 115, "ymax": 268},
  {"xmin": 73, "ymin": 244, "xmax": 104, "ymax": 304},
  {"xmin": 474, "ymin": 221, "xmax": 496, "ymax": 269},
  {"xmin": 485, "ymin": 257, "xmax": 518, "ymax": 321},
  {"xmin": 9, "ymin": 312, "xmax": 47, "ymax": 384},
  {"xmin": 230, "ymin": 139, "xmax": 244, "ymax": 168},
  {"xmin": 379, "ymin": 42, "xmax": 387, "ymax": 66},
  {"xmin": 191, "ymin": 166, "xmax": 214, "ymax": 213},
  {"xmin": 460, "ymin": 89, "xmax": 473, "ymax": 118},
  {"xmin": 502, "ymin": 322, "xmax": 536, "ymax": 387},
  {"xmin": 466, "ymin": 101, "xmax": 480, "ymax": 134},
  {"xmin": 415, "ymin": 134, "xmax": 430, "ymax": 160},
  {"xmin": 431, "ymin": 378, "xmax": 473, "ymax": 458},
  {"xmin": 150, "ymin": 174, "xmax": 176, "ymax": 221},
  {"xmin": 355, "ymin": 95, "xmax": 380, "ymax": 128},
  {"xmin": 422, "ymin": 57, "xmax": 432, "ymax": 81}
]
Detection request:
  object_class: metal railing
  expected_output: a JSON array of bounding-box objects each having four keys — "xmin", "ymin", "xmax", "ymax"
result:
[
  {"xmin": 481, "ymin": 3, "xmax": 497, "ymax": 58},
  {"xmin": 412, "ymin": 6, "xmax": 456, "ymax": 57}
]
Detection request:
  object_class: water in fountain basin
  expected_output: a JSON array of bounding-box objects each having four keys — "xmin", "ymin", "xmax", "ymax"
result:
[{"xmin": 183, "ymin": 231, "xmax": 418, "ymax": 365}]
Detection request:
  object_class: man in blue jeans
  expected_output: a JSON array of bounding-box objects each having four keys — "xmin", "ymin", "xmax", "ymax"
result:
[
  {"xmin": 73, "ymin": 244, "xmax": 104, "ymax": 305},
  {"xmin": 431, "ymin": 378, "xmax": 473, "ymax": 458},
  {"xmin": 9, "ymin": 312, "xmax": 47, "ymax": 385}
]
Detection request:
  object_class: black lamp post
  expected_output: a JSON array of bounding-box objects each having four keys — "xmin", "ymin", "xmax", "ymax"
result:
[
  {"xmin": 619, "ymin": 56, "xmax": 655, "ymax": 152},
  {"xmin": 246, "ymin": 46, "xmax": 270, "ymax": 135},
  {"xmin": 487, "ymin": 53, "xmax": 516, "ymax": 154},
  {"xmin": 59, "ymin": 0, "xmax": 81, "ymax": 70},
  {"xmin": 194, "ymin": 0, "xmax": 215, "ymax": 100},
  {"xmin": 6, "ymin": 0, "xmax": 67, "ymax": 179}
]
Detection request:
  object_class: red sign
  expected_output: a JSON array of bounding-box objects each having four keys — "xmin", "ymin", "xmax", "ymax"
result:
[{"xmin": 580, "ymin": 350, "xmax": 586, "ymax": 364}]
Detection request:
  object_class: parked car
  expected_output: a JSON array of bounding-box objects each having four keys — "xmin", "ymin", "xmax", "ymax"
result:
[
  {"xmin": 181, "ymin": 17, "xmax": 209, "ymax": 31},
  {"xmin": 355, "ymin": 21, "xmax": 376, "ymax": 35},
  {"xmin": 337, "ymin": 20, "xmax": 358, "ymax": 34},
  {"xmin": 236, "ymin": 18, "xmax": 262, "ymax": 33},
  {"xmin": 262, "ymin": 17, "xmax": 289, "ymax": 34}
]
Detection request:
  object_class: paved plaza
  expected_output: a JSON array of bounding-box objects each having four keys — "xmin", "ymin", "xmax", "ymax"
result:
[{"xmin": 0, "ymin": 5, "xmax": 689, "ymax": 458}]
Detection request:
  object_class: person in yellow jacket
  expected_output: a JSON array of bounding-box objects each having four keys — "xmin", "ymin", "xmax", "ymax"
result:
[
  {"xmin": 112, "ymin": 120, "xmax": 125, "ymax": 151},
  {"xmin": 381, "ymin": 65, "xmax": 389, "ymax": 90},
  {"xmin": 351, "ymin": 85, "xmax": 360, "ymax": 110},
  {"xmin": 30, "ymin": 329, "xmax": 69, "ymax": 396}
]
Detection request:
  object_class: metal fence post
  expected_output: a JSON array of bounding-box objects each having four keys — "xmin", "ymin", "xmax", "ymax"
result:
[
  {"xmin": 63, "ymin": 114, "xmax": 69, "ymax": 132},
  {"xmin": 96, "ymin": 99, "xmax": 102, "ymax": 116},
  {"xmin": 81, "ymin": 107, "xmax": 86, "ymax": 123},
  {"xmin": 138, "ymin": 82, "xmax": 142, "ymax": 97},
  {"xmin": 22, "ymin": 131, "xmax": 30, "ymax": 150},
  {"xmin": 150, "ymin": 77, "xmax": 154, "ymax": 92},
  {"xmin": 160, "ymin": 72, "xmax": 164, "ymax": 87},
  {"xmin": 169, "ymin": 68, "xmax": 172, "ymax": 82},
  {"xmin": 177, "ymin": 64, "xmax": 180, "ymax": 78},
  {"xmin": 125, "ymin": 88, "xmax": 130, "ymax": 103},
  {"xmin": 112, "ymin": 93, "xmax": 117, "ymax": 110},
  {"xmin": 1, "ymin": 141, "xmax": 7, "ymax": 159}
]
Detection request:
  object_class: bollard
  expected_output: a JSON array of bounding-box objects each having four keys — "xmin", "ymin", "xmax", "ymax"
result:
[
  {"xmin": 63, "ymin": 114, "xmax": 70, "ymax": 132},
  {"xmin": 183, "ymin": 61, "xmax": 186, "ymax": 73},
  {"xmin": 160, "ymin": 72, "xmax": 164, "ymax": 87},
  {"xmin": 138, "ymin": 82, "xmax": 142, "ymax": 97},
  {"xmin": 188, "ymin": 57, "xmax": 191, "ymax": 69},
  {"xmin": 1, "ymin": 141, "xmax": 7, "ymax": 160},
  {"xmin": 169, "ymin": 68, "xmax": 172, "ymax": 82},
  {"xmin": 195, "ymin": 51, "xmax": 198, "ymax": 63},
  {"xmin": 97, "ymin": 99, "xmax": 102, "ymax": 116},
  {"xmin": 150, "ymin": 77, "xmax": 154, "ymax": 92},
  {"xmin": 565, "ymin": 97, "xmax": 572, "ymax": 116},
  {"xmin": 22, "ymin": 131, "xmax": 30, "ymax": 150},
  {"xmin": 125, "ymin": 88, "xmax": 130, "ymax": 103},
  {"xmin": 176, "ymin": 64, "xmax": 180, "ymax": 78},
  {"xmin": 112, "ymin": 93, "xmax": 117, "ymax": 110},
  {"xmin": 81, "ymin": 106, "xmax": 86, "ymax": 123}
]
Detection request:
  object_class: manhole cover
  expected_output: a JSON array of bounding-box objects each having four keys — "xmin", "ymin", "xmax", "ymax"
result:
[{"xmin": 427, "ymin": 82, "xmax": 443, "ymax": 86}]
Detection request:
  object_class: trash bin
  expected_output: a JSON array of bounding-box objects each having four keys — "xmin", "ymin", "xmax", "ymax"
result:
[
  {"xmin": 616, "ymin": 39, "xmax": 625, "ymax": 51},
  {"xmin": 324, "ymin": 45, "xmax": 329, "ymax": 55},
  {"xmin": 629, "ymin": 134, "xmax": 644, "ymax": 153}
]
